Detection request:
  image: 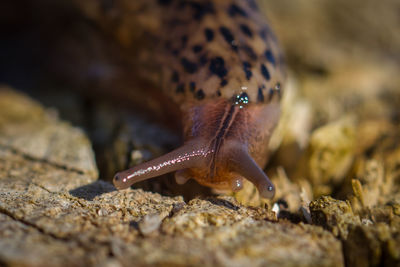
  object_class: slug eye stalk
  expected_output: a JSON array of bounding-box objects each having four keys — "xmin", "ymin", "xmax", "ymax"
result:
[
  {"xmin": 113, "ymin": 141, "xmax": 275, "ymax": 199},
  {"xmin": 113, "ymin": 141, "xmax": 211, "ymax": 189}
]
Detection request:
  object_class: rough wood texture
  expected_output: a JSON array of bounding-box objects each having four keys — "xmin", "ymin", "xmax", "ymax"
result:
[
  {"xmin": 0, "ymin": 0, "xmax": 400, "ymax": 266},
  {"xmin": 0, "ymin": 88, "xmax": 344, "ymax": 266}
]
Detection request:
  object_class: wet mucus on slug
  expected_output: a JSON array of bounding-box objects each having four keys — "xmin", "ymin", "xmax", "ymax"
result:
[{"xmin": 113, "ymin": 0, "xmax": 286, "ymax": 199}]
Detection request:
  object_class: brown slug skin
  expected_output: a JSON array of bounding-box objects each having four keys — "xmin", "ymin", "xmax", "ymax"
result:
[{"xmin": 113, "ymin": 0, "xmax": 286, "ymax": 199}]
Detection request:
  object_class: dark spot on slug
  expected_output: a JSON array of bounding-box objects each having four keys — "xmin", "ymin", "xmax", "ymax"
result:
[
  {"xmin": 188, "ymin": 2, "xmax": 215, "ymax": 21},
  {"xmin": 181, "ymin": 57, "xmax": 198, "ymax": 74},
  {"xmin": 242, "ymin": 45, "xmax": 257, "ymax": 60},
  {"xmin": 209, "ymin": 57, "xmax": 227, "ymax": 78},
  {"xmin": 259, "ymin": 28, "xmax": 268, "ymax": 41},
  {"xmin": 257, "ymin": 87, "xmax": 264, "ymax": 102},
  {"xmin": 196, "ymin": 89, "xmax": 205, "ymax": 100},
  {"xmin": 171, "ymin": 71, "xmax": 179, "ymax": 83},
  {"xmin": 268, "ymin": 88, "xmax": 274, "ymax": 101},
  {"xmin": 240, "ymin": 24, "xmax": 253, "ymax": 38},
  {"xmin": 220, "ymin": 26, "xmax": 238, "ymax": 51},
  {"xmin": 264, "ymin": 50, "xmax": 276, "ymax": 66},
  {"xmin": 189, "ymin": 81, "xmax": 196, "ymax": 92},
  {"xmin": 220, "ymin": 79, "xmax": 228, "ymax": 87},
  {"xmin": 176, "ymin": 83, "xmax": 184, "ymax": 93},
  {"xmin": 261, "ymin": 64, "xmax": 271, "ymax": 80},
  {"xmin": 204, "ymin": 28, "xmax": 214, "ymax": 42},
  {"xmin": 181, "ymin": 35, "xmax": 188, "ymax": 48},
  {"xmin": 217, "ymin": 90, "xmax": 222, "ymax": 96},
  {"xmin": 228, "ymin": 3, "xmax": 247, "ymax": 17},
  {"xmin": 192, "ymin": 45, "xmax": 203, "ymax": 53},
  {"xmin": 199, "ymin": 54, "xmax": 208, "ymax": 66},
  {"xmin": 242, "ymin": 61, "xmax": 252, "ymax": 80}
]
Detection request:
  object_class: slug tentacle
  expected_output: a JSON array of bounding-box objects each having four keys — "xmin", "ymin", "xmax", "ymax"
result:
[
  {"xmin": 113, "ymin": 141, "xmax": 213, "ymax": 189},
  {"xmin": 227, "ymin": 144, "xmax": 275, "ymax": 199}
]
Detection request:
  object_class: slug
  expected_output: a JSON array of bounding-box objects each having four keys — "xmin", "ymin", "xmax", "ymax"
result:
[{"xmin": 113, "ymin": 0, "xmax": 285, "ymax": 199}]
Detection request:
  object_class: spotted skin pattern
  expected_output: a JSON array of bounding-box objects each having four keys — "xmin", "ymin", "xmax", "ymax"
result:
[
  {"xmin": 114, "ymin": 0, "xmax": 286, "ymax": 199},
  {"xmin": 159, "ymin": 0, "xmax": 285, "ymax": 104}
]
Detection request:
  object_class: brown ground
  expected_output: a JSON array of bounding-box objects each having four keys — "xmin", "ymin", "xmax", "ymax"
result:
[{"xmin": 0, "ymin": 0, "xmax": 399, "ymax": 266}]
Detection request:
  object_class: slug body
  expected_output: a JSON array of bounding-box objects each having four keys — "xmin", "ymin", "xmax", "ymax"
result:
[{"xmin": 113, "ymin": 0, "xmax": 286, "ymax": 198}]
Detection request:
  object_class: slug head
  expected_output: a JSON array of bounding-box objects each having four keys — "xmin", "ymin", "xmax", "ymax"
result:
[{"xmin": 114, "ymin": 98, "xmax": 280, "ymax": 199}]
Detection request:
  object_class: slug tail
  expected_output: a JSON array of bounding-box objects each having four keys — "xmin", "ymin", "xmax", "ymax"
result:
[
  {"xmin": 229, "ymin": 146, "xmax": 275, "ymax": 199},
  {"xmin": 113, "ymin": 141, "xmax": 211, "ymax": 189}
]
